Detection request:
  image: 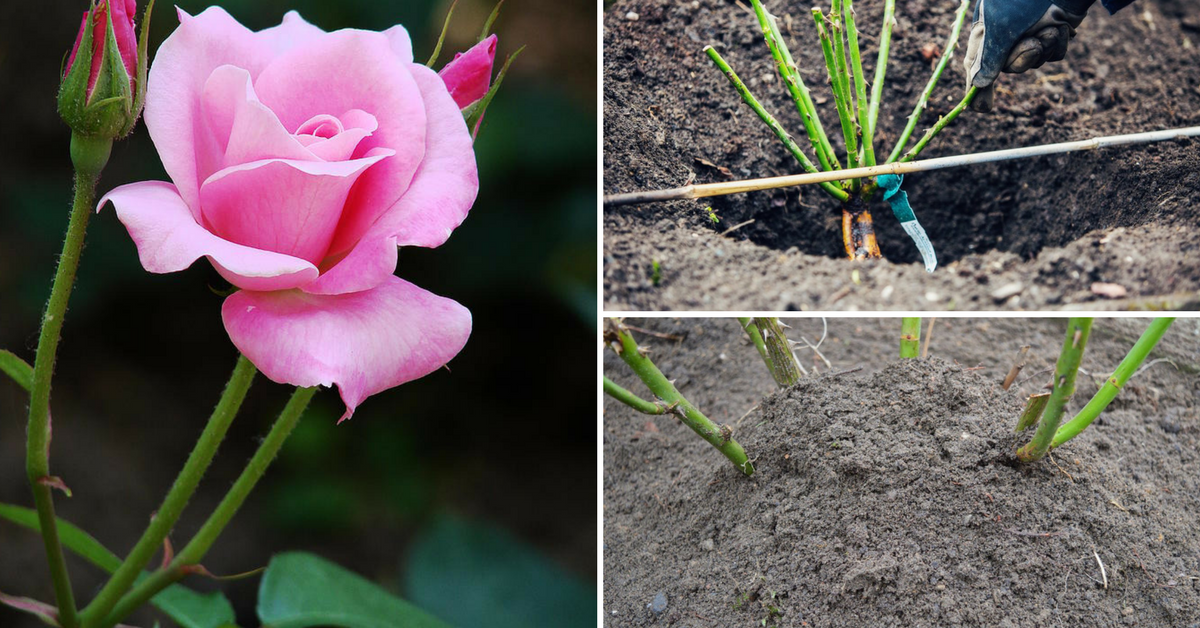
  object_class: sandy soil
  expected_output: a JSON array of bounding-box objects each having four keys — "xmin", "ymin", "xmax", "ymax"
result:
[{"xmin": 603, "ymin": 317, "xmax": 1200, "ymax": 626}]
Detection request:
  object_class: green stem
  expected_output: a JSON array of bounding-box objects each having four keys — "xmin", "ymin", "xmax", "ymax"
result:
[
  {"xmin": 867, "ymin": 0, "xmax": 895, "ymax": 138},
  {"xmin": 842, "ymin": 0, "xmax": 875, "ymax": 167},
  {"xmin": 603, "ymin": 376, "xmax": 667, "ymax": 414},
  {"xmin": 748, "ymin": 0, "xmax": 840, "ymax": 172},
  {"xmin": 609, "ymin": 320, "xmax": 754, "ymax": 475},
  {"xmin": 704, "ymin": 46, "xmax": 849, "ymax": 202},
  {"xmin": 899, "ymin": 87, "xmax": 976, "ymax": 163},
  {"xmin": 80, "ymin": 355, "xmax": 257, "ymax": 628},
  {"xmin": 738, "ymin": 318, "xmax": 778, "ymax": 383},
  {"xmin": 1017, "ymin": 318, "xmax": 1092, "ymax": 462},
  {"xmin": 99, "ymin": 386, "xmax": 317, "ymax": 628},
  {"xmin": 26, "ymin": 146, "xmax": 111, "ymax": 628},
  {"xmin": 753, "ymin": 317, "xmax": 803, "ymax": 387},
  {"xmin": 899, "ymin": 317, "xmax": 921, "ymax": 358},
  {"xmin": 886, "ymin": 0, "xmax": 971, "ymax": 164},
  {"xmin": 813, "ymin": 8, "xmax": 858, "ymax": 177},
  {"xmin": 1015, "ymin": 393, "xmax": 1050, "ymax": 433},
  {"xmin": 1052, "ymin": 318, "xmax": 1175, "ymax": 448}
]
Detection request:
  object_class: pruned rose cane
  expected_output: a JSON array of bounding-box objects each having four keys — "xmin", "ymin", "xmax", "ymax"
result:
[{"xmin": 101, "ymin": 8, "xmax": 497, "ymax": 420}]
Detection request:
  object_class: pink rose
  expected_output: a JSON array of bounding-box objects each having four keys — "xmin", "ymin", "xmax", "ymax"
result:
[
  {"xmin": 66, "ymin": 0, "xmax": 138, "ymax": 98},
  {"xmin": 100, "ymin": 8, "xmax": 479, "ymax": 420}
]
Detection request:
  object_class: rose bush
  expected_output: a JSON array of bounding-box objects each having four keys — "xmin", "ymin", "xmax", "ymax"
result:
[{"xmin": 101, "ymin": 7, "xmax": 482, "ymax": 420}]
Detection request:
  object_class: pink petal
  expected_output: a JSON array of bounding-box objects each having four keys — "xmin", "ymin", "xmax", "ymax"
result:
[
  {"xmin": 258, "ymin": 10, "xmax": 327, "ymax": 54},
  {"xmin": 99, "ymin": 181, "xmax": 319, "ymax": 291},
  {"xmin": 222, "ymin": 276, "xmax": 471, "ymax": 421},
  {"xmin": 439, "ymin": 35, "xmax": 497, "ymax": 109},
  {"xmin": 202, "ymin": 64, "xmax": 315, "ymax": 168},
  {"xmin": 253, "ymin": 29, "xmax": 428, "ymax": 259},
  {"xmin": 382, "ymin": 24, "xmax": 414, "ymax": 64},
  {"xmin": 199, "ymin": 150, "xmax": 393, "ymax": 265},
  {"xmin": 110, "ymin": 0, "xmax": 138, "ymax": 78},
  {"xmin": 302, "ymin": 109, "xmax": 378, "ymax": 162},
  {"xmin": 303, "ymin": 65, "xmax": 477, "ymax": 295},
  {"xmin": 145, "ymin": 6, "xmax": 274, "ymax": 218}
]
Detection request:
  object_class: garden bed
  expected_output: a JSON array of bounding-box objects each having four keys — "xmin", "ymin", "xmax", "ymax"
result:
[
  {"xmin": 603, "ymin": 318, "xmax": 1200, "ymax": 626},
  {"xmin": 603, "ymin": 0, "xmax": 1200, "ymax": 310}
]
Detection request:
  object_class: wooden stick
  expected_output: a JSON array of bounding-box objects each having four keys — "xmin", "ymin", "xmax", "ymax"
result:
[{"xmin": 604, "ymin": 126, "xmax": 1200, "ymax": 206}]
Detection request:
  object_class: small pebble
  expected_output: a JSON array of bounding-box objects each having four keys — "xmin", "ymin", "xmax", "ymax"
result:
[
  {"xmin": 701, "ymin": 539, "xmax": 715, "ymax": 551},
  {"xmin": 625, "ymin": 11, "xmax": 639, "ymax": 20},
  {"xmin": 650, "ymin": 592, "xmax": 668, "ymax": 614},
  {"xmin": 924, "ymin": 291, "xmax": 941, "ymax": 302},
  {"xmin": 990, "ymin": 281, "xmax": 1024, "ymax": 301}
]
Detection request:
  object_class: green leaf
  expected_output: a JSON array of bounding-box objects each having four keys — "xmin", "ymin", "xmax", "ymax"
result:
[
  {"xmin": 0, "ymin": 503, "xmax": 236, "ymax": 628},
  {"xmin": 0, "ymin": 349, "xmax": 33, "ymax": 392},
  {"xmin": 257, "ymin": 552, "xmax": 450, "ymax": 628},
  {"xmin": 479, "ymin": 0, "xmax": 505, "ymax": 41},
  {"xmin": 404, "ymin": 516, "xmax": 596, "ymax": 628},
  {"xmin": 467, "ymin": 46, "xmax": 525, "ymax": 140}
]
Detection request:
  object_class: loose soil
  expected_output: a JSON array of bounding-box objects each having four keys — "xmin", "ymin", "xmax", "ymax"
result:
[
  {"xmin": 603, "ymin": 318, "xmax": 1200, "ymax": 626},
  {"xmin": 603, "ymin": 0, "xmax": 1200, "ymax": 310}
]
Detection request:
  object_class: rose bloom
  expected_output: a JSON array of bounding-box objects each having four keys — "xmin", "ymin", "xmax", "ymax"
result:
[{"xmin": 101, "ymin": 8, "xmax": 495, "ymax": 420}]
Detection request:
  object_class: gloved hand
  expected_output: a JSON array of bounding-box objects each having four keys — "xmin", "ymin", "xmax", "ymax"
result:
[{"xmin": 964, "ymin": 0, "xmax": 1093, "ymax": 112}]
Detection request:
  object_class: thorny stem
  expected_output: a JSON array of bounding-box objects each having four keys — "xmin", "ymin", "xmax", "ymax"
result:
[
  {"xmin": 899, "ymin": 87, "xmax": 977, "ymax": 163},
  {"xmin": 753, "ymin": 317, "xmax": 803, "ymax": 387},
  {"xmin": 899, "ymin": 317, "xmax": 922, "ymax": 358},
  {"xmin": 814, "ymin": 6, "xmax": 859, "ymax": 176},
  {"xmin": 748, "ymin": 0, "xmax": 839, "ymax": 172},
  {"xmin": 1051, "ymin": 318, "xmax": 1175, "ymax": 448},
  {"xmin": 99, "ymin": 386, "xmax": 318, "ymax": 628},
  {"xmin": 704, "ymin": 46, "xmax": 849, "ymax": 202},
  {"xmin": 738, "ymin": 318, "xmax": 778, "ymax": 383},
  {"xmin": 80, "ymin": 355, "xmax": 257, "ymax": 628},
  {"xmin": 886, "ymin": 0, "xmax": 972, "ymax": 164},
  {"xmin": 603, "ymin": 376, "xmax": 667, "ymax": 415},
  {"xmin": 26, "ymin": 149, "xmax": 110, "ymax": 628},
  {"xmin": 867, "ymin": 0, "xmax": 895, "ymax": 138},
  {"xmin": 1017, "ymin": 318, "xmax": 1092, "ymax": 463},
  {"xmin": 843, "ymin": 0, "xmax": 875, "ymax": 167},
  {"xmin": 607, "ymin": 319, "xmax": 754, "ymax": 475}
]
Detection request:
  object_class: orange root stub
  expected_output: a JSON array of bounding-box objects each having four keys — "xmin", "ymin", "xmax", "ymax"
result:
[{"xmin": 841, "ymin": 203, "xmax": 882, "ymax": 260}]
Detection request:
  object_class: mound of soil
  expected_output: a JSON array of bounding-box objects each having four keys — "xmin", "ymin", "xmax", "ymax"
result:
[
  {"xmin": 603, "ymin": 318, "xmax": 1200, "ymax": 626},
  {"xmin": 603, "ymin": 0, "xmax": 1200, "ymax": 310}
]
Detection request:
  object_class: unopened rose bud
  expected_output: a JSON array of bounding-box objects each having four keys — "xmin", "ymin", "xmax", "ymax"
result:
[
  {"xmin": 439, "ymin": 34, "xmax": 498, "ymax": 110},
  {"xmin": 59, "ymin": 0, "xmax": 151, "ymax": 147}
]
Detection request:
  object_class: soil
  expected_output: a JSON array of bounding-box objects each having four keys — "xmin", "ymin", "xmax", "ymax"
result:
[
  {"xmin": 603, "ymin": 317, "xmax": 1200, "ymax": 626},
  {"xmin": 603, "ymin": 0, "xmax": 1200, "ymax": 310}
]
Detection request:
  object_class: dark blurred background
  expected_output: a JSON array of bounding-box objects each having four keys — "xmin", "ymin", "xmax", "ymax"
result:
[{"xmin": 0, "ymin": 0, "xmax": 596, "ymax": 625}]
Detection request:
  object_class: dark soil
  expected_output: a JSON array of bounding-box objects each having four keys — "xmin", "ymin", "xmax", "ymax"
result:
[
  {"xmin": 603, "ymin": 0, "xmax": 1200, "ymax": 310},
  {"xmin": 603, "ymin": 318, "xmax": 1200, "ymax": 626}
]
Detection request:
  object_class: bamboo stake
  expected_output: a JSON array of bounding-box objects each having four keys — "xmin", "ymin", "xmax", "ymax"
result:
[
  {"xmin": 886, "ymin": 0, "xmax": 972, "ymax": 163},
  {"xmin": 1017, "ymin": 318, "xmax": 1092, "ymax": 463},
  {"xmin": 603, "ymin": 125, "xmax": 1200, "ymax": 206},
  {"xmin": 867, "ymin": 0, "xmax": 895, "ymax": 137},
  {"xmin": 748, "ymin": 0, "xmax": 839, "ymax": 172},
  {"xmin": 1051, "ymin": 318, "xmax": 1174, "ymax": 448},
  {"xmin": 704, "ymin": 46, "xmax": 850, "ymax": 201}
]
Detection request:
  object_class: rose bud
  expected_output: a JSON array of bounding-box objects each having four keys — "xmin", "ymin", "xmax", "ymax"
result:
[
  {"xmin": 439, "ymin": 34, "xmax": 498, "ymax": 110},
  {"xmin": 59, "ymin": 0, "xmax": 151, "ymax": 148}
]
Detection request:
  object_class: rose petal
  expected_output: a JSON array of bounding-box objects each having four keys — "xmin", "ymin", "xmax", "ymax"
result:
[
  {"xmin": 303, "ymin": 109, "xmax": 379, "ymax": 162},
  {"xmin": 145, "ymin": 6, "xmax": 274, "ymax": 220},
  {"xmin": 222, "ymin": 275, "xmax": 471, "ymax": 421},
  {"xmin": 439, "ymin": 34, "xmax": 497, "ymax": 109},
  {"xmin": 99, "ymin": 181, "xmax": 319, "ymax": 291},
  {"xmin": 199, "ymin": 150, "xmax": 393, "ymax": 264},
  {"xmin": 202, "ymin": 64, "xmax": 315, "ymax": 167},
  {"xmin": 382, "ymin": 24, "xmax": 414, "ymax": 64},
  {"xmin": 253, "ymin": 29, "xmax": 428, "ymax": 258},
  {"xmin": 304, "ymin": 65, "xmax": 477, "ymax": 295},
  {"xmin": 258, "ymin": 10, "xmax": 327, "ymax": 54}
]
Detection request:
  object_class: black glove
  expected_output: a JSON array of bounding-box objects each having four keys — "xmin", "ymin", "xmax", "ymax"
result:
[{"xmin": 964, "ymin": 0, "xmax": 1093, "ymax": 112}]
